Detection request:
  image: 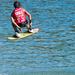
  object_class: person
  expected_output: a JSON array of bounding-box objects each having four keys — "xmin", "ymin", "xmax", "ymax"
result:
[{"xmin": 11, "ymin": 1, "xmax": 33, "ymax": 37}]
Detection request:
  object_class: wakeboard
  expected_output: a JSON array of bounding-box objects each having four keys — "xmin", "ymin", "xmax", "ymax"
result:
[{"xmin": 8, "ymin": 28, "xmax": 39, "ymax": 40}]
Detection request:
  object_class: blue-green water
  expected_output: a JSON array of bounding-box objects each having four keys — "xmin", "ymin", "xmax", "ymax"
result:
[{"xmin": 0, "ymin": 0, "xmax": 75, "ymax": 75}]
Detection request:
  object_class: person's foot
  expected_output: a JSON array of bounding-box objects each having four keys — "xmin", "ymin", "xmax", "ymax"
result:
[
  {"xmin": 15, "ymin": 32, "xmax": 21, "ymax": 38},
  {"xmin": 28, "ymin": 29, "xmax": 34, "ymax": 33}
]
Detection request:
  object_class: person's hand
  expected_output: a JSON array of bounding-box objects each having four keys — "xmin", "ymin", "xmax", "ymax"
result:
[
  {"xmin": 29, "ymin": 19, "xmax": 32, "ymax": 26},
  {"xmin": 19, "ymin": 27, "xmax": 22, "ymax": 32},
  {"xmin": 17, "ymin": 26, "xmax": 22, "ymax": 32},
  {"xmin": 30, "ymin": 22, "xmax": 32, "ymax": 26}
]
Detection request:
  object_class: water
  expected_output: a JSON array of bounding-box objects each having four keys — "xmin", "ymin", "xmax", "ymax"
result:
[{"xmin": 0, "ymin": 0, "xmax": 75, "ymax": 75}]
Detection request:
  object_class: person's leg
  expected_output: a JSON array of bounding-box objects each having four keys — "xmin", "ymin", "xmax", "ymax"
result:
[
  {"xmin": 12, "ymin": 23, "xmax": 20, "ymax": 33},
  {"xmin": 26, "ymin": 23, "xmax": 32, "ymax": 30},
  {"xmin": 12, "ymin": 23, "xmax": 21, "ymax": 37},
  {"xmin": 21, "ymin": 20, "xmax": 32, "ymax": 32},
  {"xmin": 26, "ymin": 20, "xmax": 32, "ymax": 32}
]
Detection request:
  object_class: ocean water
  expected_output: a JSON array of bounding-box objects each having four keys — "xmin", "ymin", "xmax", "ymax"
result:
[{"xmin": 0, "ymin": 0, "xmax": 75, "ymax": 75}]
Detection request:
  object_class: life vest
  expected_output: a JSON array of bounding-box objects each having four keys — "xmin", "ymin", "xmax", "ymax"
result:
[{"xmin": 12, "ymin": 8, "xmax": 27, "ymax": 25}]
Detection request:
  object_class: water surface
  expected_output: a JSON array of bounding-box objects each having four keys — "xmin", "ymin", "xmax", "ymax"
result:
[{"xmin": 0, "ymin": 0, "xmax": 75, "ymax": 75}]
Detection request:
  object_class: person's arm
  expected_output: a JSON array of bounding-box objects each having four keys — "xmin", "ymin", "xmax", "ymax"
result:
[
  {"xmin": 23, "ymin": 8, "xmax": 32, "ymax": 24},
  {"xmin": 11, "ymin": 17, "xmax": 20, "ymax": 28},
  {"xmin": 11, "ymin": 17, "xmax": 22, "ymax": 32}
]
